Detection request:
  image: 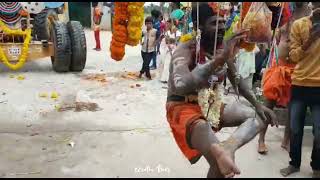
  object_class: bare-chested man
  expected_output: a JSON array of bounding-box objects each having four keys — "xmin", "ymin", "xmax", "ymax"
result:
[{"xmin": 166, "ymin": 3, "xmax": 277, "ymax": 178}]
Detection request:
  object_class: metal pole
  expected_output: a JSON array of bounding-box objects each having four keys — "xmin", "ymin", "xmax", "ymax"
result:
[{"xmin": 213, "ymin": 3, "xmax": 220, "ymax": 59}]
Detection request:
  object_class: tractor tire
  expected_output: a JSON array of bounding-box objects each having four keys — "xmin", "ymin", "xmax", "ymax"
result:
[
  {"xmin": 34, "ymin": 9, "xmax": 58, "ymax": 41},
  {"xmin": 50, "ymin": 21, "xmax": 71, "ymax": 72},
  {"xmin": 67, "ymin": 21, "xmax": 87, "ymax": 72}
]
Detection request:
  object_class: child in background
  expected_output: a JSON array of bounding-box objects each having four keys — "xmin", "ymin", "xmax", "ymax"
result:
[{"xmin": 139, "ymin": 16, "xmax": 158, "ymax": 80}]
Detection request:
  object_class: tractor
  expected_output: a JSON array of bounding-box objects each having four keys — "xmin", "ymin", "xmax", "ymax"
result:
[{"xmin": 0, "ymin": 2, "xmax": 87, "ymax": 72}]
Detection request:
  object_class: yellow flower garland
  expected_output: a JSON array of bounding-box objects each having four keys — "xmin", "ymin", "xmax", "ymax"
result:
[
  {"xmin": 179, "ymin": 33, "xmax": 193, "ymax": 43},
  {"xmin": 0, "ymin": 20, "xmax": 31, "ymax": 70},
  {"xmin": 126, "ymin": 2, "xmax": 144, "ymax": 46}
]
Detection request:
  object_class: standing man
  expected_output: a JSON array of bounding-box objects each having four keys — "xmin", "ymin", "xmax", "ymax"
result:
[
  {"xmin": 93, "ymin": 3, "xmax": 103, "ymax": 51},
  {"xmin": 280, "ymin": 3, "xmax": 320, "ymax": 178},
  {"xmin": 170, "ymin": 2, "xmax": 184, "ymax": 32},
  {"xmin": 258, "ymin": 2, "xmax": 312, "ymax": 155},
  {"xmin": 139, "ymin": 16, "xmax": 158, "ymax": 80},
  {"xmin": 149, "ymin": 9, "xmax": 161, "ymax": 70}
]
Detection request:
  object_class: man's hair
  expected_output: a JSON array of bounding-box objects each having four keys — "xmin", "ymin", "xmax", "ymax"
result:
[
  {"xmin": 151, "ymin": 9, "xmax": 161, "ymax": 19},
  {"xmin": 172, "ymin": 2, "xmax": 181, "ymax": 9},
  {"xmin": 145, "ymin": 16, "xmax": 153, "ymax": 24},
  {"xmin": 191, "ymin": 2, "xmax": 215, "ymax": 28},
  {"xmin": 295, "ymin": 2, "xmax": 305, "ymax": 8},
  {"xmin": 92, "ymin": 2, "xmax": 98, "ymax": 7}
]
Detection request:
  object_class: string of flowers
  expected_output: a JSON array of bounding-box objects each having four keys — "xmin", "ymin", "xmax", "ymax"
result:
[
  {"xmin": 110, "ymin": 2, "xmax": 128, "ymax": 61},
  {"xmin": 126, "ymin": 2, "xmax": 144, "ymax": 46},
  {"xmin": 0, "ymin": 20, "xmax": 32, "ymax": 70}
]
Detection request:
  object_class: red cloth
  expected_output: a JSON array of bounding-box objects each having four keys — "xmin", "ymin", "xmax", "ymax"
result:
[
  {"xmin": 280, "ymin": 2, "xmax": 292, "ymax": 27},
  {"xmin": 263, "ymin": 54, "xmax": 295, "ymax": 107},
  {"xmin": 166, "ymin": 102, "xmax": 203, "ymax": 164},
  {"xmin": 160, "ymin": 21, "xmax": 166, "ymax": 34},
  {"xmin": 166, "ymin": 102, "xmax": 224, "ymax": 164},
  {"xmin": 94, "ymin": 29, "xmax": 101, "ymax": 49}
]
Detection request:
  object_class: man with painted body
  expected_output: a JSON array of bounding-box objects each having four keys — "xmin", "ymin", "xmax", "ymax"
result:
[{"xmin": 166, "ymin": 3, "xmax": 277, "ymax": 178}]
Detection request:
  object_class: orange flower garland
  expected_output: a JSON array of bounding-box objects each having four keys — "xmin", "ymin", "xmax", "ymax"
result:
[
  {"xmin": 110, "ymin": 2, "xmax": 128, "ymax": 61},
  {"xmin": 126, "ymin": 2, "xmax": 144, "ymax": 46}
]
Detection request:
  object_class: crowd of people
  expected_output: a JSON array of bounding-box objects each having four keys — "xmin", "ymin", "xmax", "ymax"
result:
[
  {"xmin": 93, "ymin": 2, "xmax": 320, "ymax": 178},
  {"xmin": 142, "ymin": 2, "xmax": 320, "ymax": 178}
]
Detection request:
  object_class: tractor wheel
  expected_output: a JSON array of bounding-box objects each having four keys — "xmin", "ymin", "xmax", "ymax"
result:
[
  {"xmin": 67, "ymin": 21, "xmax": 87, "ymax": 72},
  {"xmin": 50, "ymin": 21, "xmax": 71, "ymax": 72},
  {"xmin": 34, "ymin": 9, "xmax": 58, "ymax": 41}
]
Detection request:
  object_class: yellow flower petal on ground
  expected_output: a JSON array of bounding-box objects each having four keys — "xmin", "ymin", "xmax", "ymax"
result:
[
  {"xmin": 39, "ymin": 92, "xmax": 48, "ymax": 98},
  {"xmin": 51, "ymin": 92, "xmax": 59, "ymax": 99},
  {"xmin": 17, "ymin": 75, "xmax": 25, "ymax": 80}
]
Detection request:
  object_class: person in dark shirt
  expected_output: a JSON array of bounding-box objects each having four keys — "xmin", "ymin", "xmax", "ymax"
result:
[
  {"xmin": 253, "ymin": 43, "xmax": 269, "ymax": 86},
  {"xmin": 150, "ymin": 9, "xmax": 162, "ymax": 70}
]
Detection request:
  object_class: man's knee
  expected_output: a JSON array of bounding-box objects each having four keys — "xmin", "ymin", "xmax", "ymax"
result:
[
  {"xmin": 254, "ymin": 117, "xmax": 268, "ymax": 131},
  {"xmin": 188, "ymin": 119, "xmax": 208, "ymax": 138}
]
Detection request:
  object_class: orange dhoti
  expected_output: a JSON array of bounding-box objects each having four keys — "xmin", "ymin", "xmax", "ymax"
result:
[{"xmin": 166, "ymin": 101, "xmax": 223, "ymax": 164}]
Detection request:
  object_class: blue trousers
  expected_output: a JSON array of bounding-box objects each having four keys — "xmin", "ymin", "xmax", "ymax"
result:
[
  {"xmin": 289, "ymin": 86, "xmax": 320, "ymax": 171},
  {"xmin": 150, "ymin": 44, "xmax": 160, "ymax": 68}
]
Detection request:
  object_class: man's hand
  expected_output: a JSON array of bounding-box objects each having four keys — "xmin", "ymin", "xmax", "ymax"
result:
[
  {"xmin": 256, "ymin": 104, "xmax": 278, "ymax": 127},
  {"xmin": 223, "ymin": 29, "xmax": 249, "ymax": 60},
  {"xmin": 310, "ymin": 23, "xmax": 320, "ymax": 40},
  {"xmin": 302, "ymin": 23, "xmax": 320, "ymax": 51}
]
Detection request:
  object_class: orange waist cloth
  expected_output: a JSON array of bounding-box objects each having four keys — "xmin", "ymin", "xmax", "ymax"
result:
[
  {"xmin": 263, "ymin": 58, "xmax": 295, "ymax": 107},
  {"xmin": 166, "ymin": 101, "xmax": 223, "ymax": 164}
]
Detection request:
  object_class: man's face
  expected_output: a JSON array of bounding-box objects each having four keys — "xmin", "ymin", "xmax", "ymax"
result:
[{"xmin": 201, "ymin": 15, "xmax": 226, "ymax": 52}]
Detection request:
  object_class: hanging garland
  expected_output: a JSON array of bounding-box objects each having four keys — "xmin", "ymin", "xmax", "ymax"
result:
[
  {"xmin": 0, "ymin": 20, "xmax": 32, "ymax": 70},
  {"xmin": 110, "ymin": 2, "xmax": 128, "ymax": 61},
  {"xmin": 180, "ymin": 33, "xmax": 194, "ymax": 43},
  {"xmin": 126, "ymin": 2, "xmax": 144, "ymax": 46}
]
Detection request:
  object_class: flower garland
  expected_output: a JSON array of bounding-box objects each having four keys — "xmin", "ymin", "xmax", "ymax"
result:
[
  {"xmin": 110, "ymin": 2, "xmax": 129, "ymax": 61},
  {"xmin": 0, "ymin": 20, "xmax": 31, "ymax": 70},
  {"xmin": 198, "ymin": 86, "xmax": 224, "ymax": 130},
  {"xmin": 179, "ymin": 33, "xmax": 194, "ymax": 43},
  {"xmin": 126, "ymin": 2, "xmax": 144, "ymax": 46}
]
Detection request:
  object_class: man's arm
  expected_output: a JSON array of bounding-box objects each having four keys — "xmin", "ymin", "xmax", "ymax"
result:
[
  {"xmin": 173, "ymin": 30, "xmax": 249, "ymax": 95},
  {"xmin": 289, "ymin": 20, "xmax": 305, "ymax": 63},
  {"xmin": 172, "ymin": 44, "xmax": 227, "ymax": 95},
  {"xmin": 227, "ymin": 67, "xmax": 277, "ymax": 125}
]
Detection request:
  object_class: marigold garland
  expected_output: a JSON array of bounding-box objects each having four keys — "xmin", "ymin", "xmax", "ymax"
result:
[
  {"xmin": 0, "ymin": 20, "xmax": 32, "ymax": 70},
  {"xmin": 110, "ymin": 2, "xmax": 128, "ymax": 61},
  {"xmin": 179, "ymin": 33, "xmax": 193, "ymax": 43},
  {"xmin": 126, "ymin": 2, "xmax": 144, "ymax": 46}
]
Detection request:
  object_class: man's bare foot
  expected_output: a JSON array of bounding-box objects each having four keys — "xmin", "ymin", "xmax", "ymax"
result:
[
  {"xmin": 280, "ymin": 165, "xmax": 300, "ymax": 177},
  {"xmin": 207, "ymin": 163, "xmax": 223, "ymax": 178},
  {"xmin": 281, "ymin": 141, "xmax": 290, "ymax": 152},
  {"xmin": 258, "ymin": 142, "xmax": 268, "ymax": 154},
  {"xmin": 210, "ymin": 144, "xmax": 240, "ymax": 178}
]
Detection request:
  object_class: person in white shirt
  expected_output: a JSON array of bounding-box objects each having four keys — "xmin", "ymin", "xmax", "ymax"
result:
[{"xmin": 139, "ymin": 16, "xmax": 158, "ymax": 80}]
